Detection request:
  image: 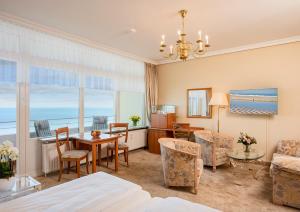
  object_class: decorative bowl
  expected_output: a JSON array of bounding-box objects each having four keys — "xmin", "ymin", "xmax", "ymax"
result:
[{"xmin": 91, "ymin": 130, "xmax": 101, "ymax": 138}]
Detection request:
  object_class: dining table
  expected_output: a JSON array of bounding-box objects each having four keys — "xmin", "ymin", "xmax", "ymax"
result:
[{"xmin": 72, "ymin": 133, "xmax": 120, "ymax": 173}]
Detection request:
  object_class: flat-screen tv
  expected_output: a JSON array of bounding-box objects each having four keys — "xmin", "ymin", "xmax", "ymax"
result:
[{"xmin": 230, "ymin": 88, "xmax": 278, "ymax": 115}]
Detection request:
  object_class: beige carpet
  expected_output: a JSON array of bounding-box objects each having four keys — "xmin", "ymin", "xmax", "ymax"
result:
[{"xmin": 36, "ymin": 149, "xmax": 296, "ymax": 212}]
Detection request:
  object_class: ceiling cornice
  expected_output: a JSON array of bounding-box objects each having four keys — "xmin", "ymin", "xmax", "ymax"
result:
[
  {"xmin": 158, "ymin": 36, "xmax": 300, "ymax": 65},
  {"xmin": 0, "ymin": 11, "xmax": 158, "ymax": 65}
]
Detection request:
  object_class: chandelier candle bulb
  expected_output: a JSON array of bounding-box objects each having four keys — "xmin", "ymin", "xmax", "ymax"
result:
[
  {"xmin": 169, "ymin": 45, "xmax": 173, "ymax": 54},
  {"xmin": 161, "ymin": 34, "xmax": 165, "ymax": 43},
  {"xmin": 205, "ymin": 35, "xmax": 210, "ymax": 47},
  {"xmin": 198, "ymin": 30, "xmax": 202, "ymax": 41}
]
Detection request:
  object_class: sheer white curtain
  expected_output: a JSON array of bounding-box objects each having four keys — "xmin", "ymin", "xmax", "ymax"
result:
[
  {"xmin": 0, "ymin": 20, "xmax": 145, "ymax": 91},
  {"xmin": 0, "ymin": 59, "xmax": 16, "ymax": 83}
]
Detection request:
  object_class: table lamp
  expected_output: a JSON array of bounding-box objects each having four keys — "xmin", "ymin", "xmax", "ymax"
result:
[{"xmin": 209, "ymin": 93, "xmax": 228, "ymax": 132}]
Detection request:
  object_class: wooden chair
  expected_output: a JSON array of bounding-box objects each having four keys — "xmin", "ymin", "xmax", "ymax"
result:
[
  {"xmin": 172, "ymin": 123, "xmax": 191, "ymax": 141},
  {"xmin": 55, "ymin": 127, "xmax": 89, "ymax": 181},
  {"xmin": 106, "ymin": 123, "xmax": 129, "ymax": 167}
]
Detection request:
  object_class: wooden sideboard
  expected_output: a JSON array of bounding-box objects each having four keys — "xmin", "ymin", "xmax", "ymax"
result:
[
  {"xmin": 151, "ymin": 113, "xmax": 176, "ymax": 129},
  {"xmin": 148, "ymin": 127, "xmax": 204, "ymax": 154}
]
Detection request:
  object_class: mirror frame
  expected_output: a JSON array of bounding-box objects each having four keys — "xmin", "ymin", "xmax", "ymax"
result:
[{"xmin": 186, "ymin": 88, "xmax": 212, "ymax": 118}]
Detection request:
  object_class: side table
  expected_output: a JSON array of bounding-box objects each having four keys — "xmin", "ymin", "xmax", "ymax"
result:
[
  {"xmin": 0, "ymin": 176, "xmax": 41, "ymax": 203},
  {"xmin": 227, "ymin": 149, "xmax": 265, "ymax": 179}
]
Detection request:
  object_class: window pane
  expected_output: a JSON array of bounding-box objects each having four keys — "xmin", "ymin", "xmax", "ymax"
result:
[
  {"xmin": 119, "ymin": 91, "xmax": 144, "ymax": 126},
  {"xmin": 84, "ymin": 89, "xmax": 115, "ymax": 131},
  {"xmin": 29, "ymin": 67, "xmax": 79, "ymax": 137},
  {"xmin": 0, "ymin": 59, "xmax": 16, "ymax": 145}
]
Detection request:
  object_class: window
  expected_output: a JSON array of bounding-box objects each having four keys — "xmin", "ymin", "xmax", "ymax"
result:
[
  {"xmin": 84, "ymin": 76, "xmax": 115, "ymax": 131},
  {"xmin": 119, "ymin": 91, "xmax": 145, "ymax": 126},
  {"xmin": 29, "ymin": 67, "xmax": 79, "ymax": 137},
  {"xmin": 0, "ymin": 59, "xmax": 17, "ymax": 144}
]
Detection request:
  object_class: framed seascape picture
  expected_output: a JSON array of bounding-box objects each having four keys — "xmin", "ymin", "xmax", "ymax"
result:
[{"xmin": 230, "ymin": 88, "xmax": 278, "ymax": 115}]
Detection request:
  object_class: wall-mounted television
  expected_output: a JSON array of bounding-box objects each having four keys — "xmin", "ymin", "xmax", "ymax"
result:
[{"xmin": 230, "ymin": 88, "xmax": 278, "ymax": 115}]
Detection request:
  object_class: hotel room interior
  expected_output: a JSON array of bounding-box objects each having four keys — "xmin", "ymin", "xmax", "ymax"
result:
[{"xmin": 0, "ymin": 0, "xmax": 299, "ymax": 211}]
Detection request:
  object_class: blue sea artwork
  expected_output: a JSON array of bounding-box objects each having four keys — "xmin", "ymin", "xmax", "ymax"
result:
[{"xmin": 230, "ymin": 88, "xmax": 278, "ymax": 115}]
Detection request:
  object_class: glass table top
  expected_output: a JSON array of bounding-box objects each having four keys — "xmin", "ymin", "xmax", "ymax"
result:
[
  {"xmin": 0, "ymin": 176, "xmax": 41, "ymax": 202},
  {"xmin": 227, "ymin": 149, "xmax": 265, "ymax": 160}
]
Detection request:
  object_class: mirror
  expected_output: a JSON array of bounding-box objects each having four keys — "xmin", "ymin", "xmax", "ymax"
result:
[{"xmin": 187, "ymin": 88, "xmax": 212, "ymax": 118}]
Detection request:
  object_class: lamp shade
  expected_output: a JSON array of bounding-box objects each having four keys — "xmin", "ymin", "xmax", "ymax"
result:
[{"xmin": 209, "ymin": 93, "xmax": 228, "ymax": 106}]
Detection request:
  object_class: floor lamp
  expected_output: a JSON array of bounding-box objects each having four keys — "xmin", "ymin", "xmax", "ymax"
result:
[{"xmin": 209, "ymin": 93, "xmax": 228, "ymax": 133}]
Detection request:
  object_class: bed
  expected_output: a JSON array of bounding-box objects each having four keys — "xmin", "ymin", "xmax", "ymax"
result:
[{"xmin": 0, "ymin": 172, "xmax": 219, "ymax": 212}]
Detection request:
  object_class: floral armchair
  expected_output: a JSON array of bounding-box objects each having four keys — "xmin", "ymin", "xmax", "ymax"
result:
[
  {"xmin": 194, "ymin": 130, "xmax": 234, "ymax": 172},
  {"xmin": 158, "ymin": 138, "xmax": 203, "ymax": 194},
  {"xmin": 270, "ymin": 140, "xmax": 300, "ymax": 209}
]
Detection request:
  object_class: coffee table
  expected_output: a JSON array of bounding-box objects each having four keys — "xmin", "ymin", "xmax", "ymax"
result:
[
  {"xmin": 227, "ymin": 149, "xmax": 265, "ymax": 179},
  {"xmin": 0, "ymin": 176, "xmax": 41, "ymax": 203}
]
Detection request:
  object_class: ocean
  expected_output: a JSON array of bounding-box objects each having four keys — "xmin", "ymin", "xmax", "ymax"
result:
[{"xmin": 0, "ymin": 107, "xmax": 114, "ymax": 136}]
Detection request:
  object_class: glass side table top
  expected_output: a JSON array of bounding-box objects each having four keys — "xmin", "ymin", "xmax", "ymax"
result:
[
  {"xmin": 0, "ymin": 176, "xmax": 41, "ymax": 202},
  {"xmin": 227, "ymin": 149, "xmax": 265, "ymax": 160}
]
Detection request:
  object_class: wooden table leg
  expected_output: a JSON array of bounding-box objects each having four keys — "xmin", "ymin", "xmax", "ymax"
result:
[
  {"xmin": 98, "ymin": 144, "xmax": 101, "ymax": 166},
  {"xmin": 115, "ymin": 138, "xmax": 118, "ymax": 172},
  {"xmin": 75, "ymin": 140, "xmax": 79, "ymax": 149},
  {"xmin": 92, "ymin": 143, "xmax": 97, "ymax": 173}
]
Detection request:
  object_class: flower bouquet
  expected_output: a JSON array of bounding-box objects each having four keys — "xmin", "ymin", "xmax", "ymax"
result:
[
  {"xmin": 0, "ymin": 141, "xmax": 19, "ymax": 191},
  {"xmin": 129, "ymin": 115, "xmax": 141, "ymax": 127},
  {"xmin": 237, "ymin": 132, "xmax": 257, "ymax": 152}
]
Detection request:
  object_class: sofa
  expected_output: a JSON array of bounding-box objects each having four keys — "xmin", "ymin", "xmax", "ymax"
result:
[
  {"xmin": 270, "ymin": 140, "xmax": 300, "ymax": 209},
  {"xmin": 158, "ymin": 138, "xmax": 203, "ymax": 194},
  {"xmin": 194, "ymin": 130, "xmax": 234, "ymax": 171}
]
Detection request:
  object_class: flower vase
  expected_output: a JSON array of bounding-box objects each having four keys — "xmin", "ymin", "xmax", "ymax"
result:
[
  {"xmin": 132, "ymin": 121, "xmax": 138, "ymax": 127},
  {"xmin": 0, "ymin": 177, "xmax": 16, "ymax": 192},
  {"xmin": 244, "ymin": 144, "xmax": 251, "ymax": 153}
]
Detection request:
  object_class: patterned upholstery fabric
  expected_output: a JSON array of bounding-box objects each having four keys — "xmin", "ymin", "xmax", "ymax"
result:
[
  {"xmin": 276, "ymin": 140, "xmax": 300, "ymax": 157},
  {"xmin": 92, "ymin": 116, "xmax": 108, "ymax": 130},
  {"xmin": 270, "ymin": 140, "xmax": 300, "ymax": 208},
  {"xmin": 194, "ymin": 130, "xmax": 234, "ymax": 171},
  {"xmin": 107, "ymin": 141, "xmax": 128, "ymax": 149},
  {"xmin": 34, "ymin": 120, "xmax": 52, "ymax": 137},
  {"xmin": 158, "ymin": 138, "xmax": 203, "ymax": 194},
  {"xmin": 62, "ymin": 150, "xmax": 89, "ymax": 159}
]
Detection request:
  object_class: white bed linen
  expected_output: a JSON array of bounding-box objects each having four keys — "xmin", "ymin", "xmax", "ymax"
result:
[
  {"xmin": 0, "ymin": 172, "xmax": 220, "ymax": 212},
  {"xmin": 0, "ymin": 172, "xmax": 150, "ymax": 212},
  {"xmin": 133, "ymin": 197, "xmax": 220, "ymax": 212}
]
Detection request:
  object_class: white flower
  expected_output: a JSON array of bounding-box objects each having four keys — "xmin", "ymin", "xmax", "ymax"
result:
[{"xmin": 0, "ymin": 140, "xmax": 19, "ymax": 162}]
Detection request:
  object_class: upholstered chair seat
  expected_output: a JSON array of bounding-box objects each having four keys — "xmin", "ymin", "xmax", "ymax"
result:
[
  {"xmin": 62, "ymin": 150, "xmax": 89, "ymax": 159},
  {"xmin": 270, "ymin": 140, "xmax": 300, "ymax": 208},
  {"xmin": 107, "ymin": 141, "xmax": 128, "ymax": 149},
  {"xmin": 158, "ymin": 138, "xmax": 203, "ymax": 194},
  {"xmin": 194, "ymin": 130, "xmax": 234, "ymax": 172}
]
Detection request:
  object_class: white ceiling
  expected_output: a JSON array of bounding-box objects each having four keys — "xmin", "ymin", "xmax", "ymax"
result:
[{"xmin": 0, "ymin": 0, "xmax": 299, "ymax": 63}]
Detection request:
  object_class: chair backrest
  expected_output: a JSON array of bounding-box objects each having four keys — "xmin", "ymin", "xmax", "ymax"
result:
[
  {"xmin": 92, "ymin": 116, "xmax": 108, "ymax": 130},
  {"xmin": 55, "ymin": 127, "xmax": 70, "ymax": 159},
  {"xmin": 172, "ymin": 123, "xmax": 191, "ymax": 140},
  {"xmin": 277, "ymin": 140, "xmax": 300, "ymax": 157},
  {"xmin": 34, "ymin": 120, "xmax": 52, "ymax": 137},
  {"xmin": 109, "ymin": 123, "xmax": 128, "ymax": 143}
]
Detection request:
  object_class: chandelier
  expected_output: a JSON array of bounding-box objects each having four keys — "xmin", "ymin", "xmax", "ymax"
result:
[{"xmin": 159, "ymin": 9, "xmax": 210, "ymax": 61}]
